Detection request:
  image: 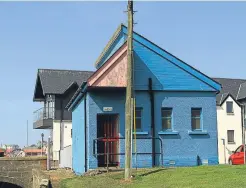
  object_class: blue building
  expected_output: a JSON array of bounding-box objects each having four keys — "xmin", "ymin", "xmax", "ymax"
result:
[{"xmin": 66, "ymin": 24, "xmax": 221, "ymax": 175}]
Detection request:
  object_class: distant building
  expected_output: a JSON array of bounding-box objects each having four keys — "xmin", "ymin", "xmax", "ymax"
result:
[
  {"xmin": 0, "ymin": 148, "xmax": 5, "ymax": 157},
  {"xmin": 2, "ymin": 144, "xmax": 19, "ymax": 154},
  {"xmin": 214, "ymin": 78, "xmax": 246, "ymax": 164},
  {"xmin": 23, "ymin": 147, "xmax": 46, "ymax": 157}
]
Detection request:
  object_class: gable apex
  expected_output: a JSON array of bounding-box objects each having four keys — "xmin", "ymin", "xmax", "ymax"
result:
[
  {"xmin": 94, "ymin": 24, "xmax": 221, "ymax": 91},
  {"xmin": 219, "ymin": 93, "xmax": 241, "ymax": 107},
  {"xmin": 95, "ymin": 24, "xmax": 125, "ymax": 68}
]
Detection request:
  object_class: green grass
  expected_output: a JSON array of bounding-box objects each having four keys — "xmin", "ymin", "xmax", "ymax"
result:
[{"xmin": 60, "ymin": 165, "xmax": 246, "ymax": 188}]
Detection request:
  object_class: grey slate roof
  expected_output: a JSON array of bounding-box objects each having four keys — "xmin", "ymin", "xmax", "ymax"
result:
[
  {"xmin": 237, "ymin": 82, "xmax": 246, "ymax": 100},
  {"xmin": 66, "ymin": 82, "xmax": 87, "ymax": 110},
  {"xmin": 33, "ymin": 69, "xmax": 93, "ymax": 100},
  {"xmin": 213, "ymin": 78, "xmax": 246, "ymax": 105}
]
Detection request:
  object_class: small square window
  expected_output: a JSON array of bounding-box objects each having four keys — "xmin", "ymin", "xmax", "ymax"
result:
[
  {"xmin": 162, "ymin": 108, "xmax": 172, "ymax": 130},
  {"xmin": 227, "ymin": 130, "xmax": 234, "ymax": 143},
  {"xmin": 226, "ymin": 102, "xmax": 233, "ymax": 114},
  {"xmin": 191, "ymin": 108, "xmax": 202, "ymax": 130},
  {"xmin": 135, "ymin": 108, "xmax": 142, "ymax": 130}
]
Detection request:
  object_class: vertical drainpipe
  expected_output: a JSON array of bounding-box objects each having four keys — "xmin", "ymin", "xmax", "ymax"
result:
[
  {"xmin": 148, "ymin": 78, "xmax": 155, "ymax": 167},
  {"xmin": 241, "ymin": 104, "xmax": 245, "ymax": 164},
  {"xmin": 241, "ymin": 105, "xmax": 244, "ymax": 145},
  {"xmin": 84, "ymin": 93, "xmax": 88, "ymax": 172},
  {"xmin": 60, "ymin": 97, "xmax": 63, "ymax": 165}
]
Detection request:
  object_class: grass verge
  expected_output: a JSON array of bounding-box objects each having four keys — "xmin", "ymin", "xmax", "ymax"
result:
[{"xmin": 60, "ymin": 165, "xmax": 246, "ymax": 188}]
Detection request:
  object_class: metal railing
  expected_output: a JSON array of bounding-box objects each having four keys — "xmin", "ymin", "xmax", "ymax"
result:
[
  {"xmin": 33, "ymin": 107, "xmax": 54, "ymax": 122},
  {"xmin": 93, "ymin": 137, "xmax": 163, "ymax": 172}
]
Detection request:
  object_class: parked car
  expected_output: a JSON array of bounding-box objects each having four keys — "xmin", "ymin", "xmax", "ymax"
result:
[{"xmin": 228, "ymin": 145, "xmax": 245, "ymax": 165}]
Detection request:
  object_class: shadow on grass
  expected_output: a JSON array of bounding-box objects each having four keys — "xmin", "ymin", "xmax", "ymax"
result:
[{"xmin": 139, "ymin": 168, "xmax": 167, "ymax": 177}]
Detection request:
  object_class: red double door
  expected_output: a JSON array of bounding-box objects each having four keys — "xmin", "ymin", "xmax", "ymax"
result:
[{"xmin": 97, "ymin": 114, "xmax": 119, "ymax": 167}]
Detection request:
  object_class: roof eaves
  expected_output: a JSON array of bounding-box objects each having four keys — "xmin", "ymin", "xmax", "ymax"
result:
[
  {"xmin": 33, "ymin": 70, "xmax": 45, "ymax": 101},
  {"xmin": 33, "ymin": 70, "xmax": 40, "ymax": 101},
  {"xmin": 66, "ymin": 82, "xmax": 87, "ymax": 111},
  {"xmin": 37, "ymin": 69, "xmax": 47, "ymax": 96},
  {"xmin": 220, "ymin": 93, "xmax": 242, "ymax": 107},
  {"xmin": 94, "ymin": 24, "xmax": 124, "ymax": 67},
  {"xmin": 88, "ymin": 41, "xmax": 127, "ymax": 85},
  {"xmin": 219, "ymin": 93, "xmax": 224, "ymax": 106},
  {"xmin": 62, "ymin": 81, "xmax": 78, "ymax": 95}
]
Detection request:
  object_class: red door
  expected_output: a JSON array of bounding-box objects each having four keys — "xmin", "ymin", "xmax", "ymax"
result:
[
  {"xmin": 231, "ymin": 145, "xmax": 244, "ymax": 164},
  {"xmin": 97, "ymin": 114, "xmax": 119, "ymax": 167}
]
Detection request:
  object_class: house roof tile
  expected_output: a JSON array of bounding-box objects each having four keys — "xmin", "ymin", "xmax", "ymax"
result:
[
  {"xmin": 33, "ymin": 69, "xmax": 93, "ymax": 101},
  {"xmin": 213, "ymin": 77, "xmax": 246, "ymax": 105}
]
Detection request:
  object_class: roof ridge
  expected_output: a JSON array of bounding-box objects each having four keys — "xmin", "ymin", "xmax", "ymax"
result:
[
  {"xmin": 240, "ymin": 81, "xmax": 246, "ymax": 86},
  {"xmin": 237, "ymin": 83, "xmax": 242, "ymax": 100},
  {"xmin": 213, "ymin": 77, "xmax": 246, "ymax": 80},
  {"xmin": 38, "ymin": 68, "xmax": 94, "ymax": 73},
  {"xmin": 219, "ymin": 93, "xmax": 224, "ymax": 105},
  {"xmin": 94, "ymin": 24, "xmax": 124, "ymax": 67}
]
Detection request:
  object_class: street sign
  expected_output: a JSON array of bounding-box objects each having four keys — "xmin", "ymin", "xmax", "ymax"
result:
[{"xmin": 103, "ymin": 107, "xmax": 113, "ymax": 112}]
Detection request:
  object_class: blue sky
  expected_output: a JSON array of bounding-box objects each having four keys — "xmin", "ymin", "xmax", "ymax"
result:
[{"xmin": 0, "ymin": 2, "xmax": 246, "ymax": 147}]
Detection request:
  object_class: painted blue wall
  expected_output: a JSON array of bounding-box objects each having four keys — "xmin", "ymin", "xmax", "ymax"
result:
[
  {"xmin": 86, "ymin": 91, "xmax": 125, "ymax": 169},
  {"xmin": 72, "ymin": 97, "xmax": 86, "ymax": 175},
  {"xmin": 153, "ymin": 91, "xmax": 218, "ymax": 166},
  {"xmin": 72, "ymin": 25, "xmax": 220, "ymax": 173},
  {"xmin": 83, "ymin": 90, "xmax": 218, "ymax": 171},
  {"xmin": 86, "ymin": 91, "xmax": 153, "ymax": 169}
]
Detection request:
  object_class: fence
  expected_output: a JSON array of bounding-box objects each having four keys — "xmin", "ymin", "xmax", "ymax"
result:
[
  {"xmin": 33, "ymin": 107, "xmax": 54, "ymax": 123},
  {"xmin": 93, "ymin": 137, "xmax": 163, "ymax": 171}
]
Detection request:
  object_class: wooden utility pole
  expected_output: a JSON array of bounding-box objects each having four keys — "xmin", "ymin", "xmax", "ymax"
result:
[{"xmin": 125, "ymin": 0, "xmax": 134, "ymax": 181}]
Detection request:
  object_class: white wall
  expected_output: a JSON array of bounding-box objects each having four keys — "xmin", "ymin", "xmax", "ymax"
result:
[
  {"xmin": 59, "ymin": 145, "xmax": 72, "ymax": 169},
  {"xmin": 217, "ymin": 96, "xmax": 242, "ymax": 164},
  {"xmin": 62, "ymin": 121, "xmax": 72, "ymax": 148},
  {"xmin": 59, "ymin": 121, "xmax": 72, "ymax": 168},
  {"xmin": 52, "ymin": 120, "xmax": 72, "ymax": 163},
  {"xmin": 53, "ymin": 121, "xmax": 60, "ymax": 161}
]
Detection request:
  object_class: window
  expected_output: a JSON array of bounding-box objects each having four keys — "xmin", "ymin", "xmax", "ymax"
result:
[
  {"xmin": 226, "ymin": 102, "xmax": 233, "ymax": 114},
  {"xmin": 135, "ymin": 108, "xmax": 142, "ymax": 130},
  {"xmin": 44, "ymin": 95, "xmax": 55, "ymax": 119},
  {"xmin": 162, "ymin": 108, "xmax": 172, "ymax": 130},
  {"xmin": 191, "ymin": 108, "xmax": 202, "ymax": 130},
  {"xmin": 227, "ymin": 130, "xmax": 235, "ymax": 143}
]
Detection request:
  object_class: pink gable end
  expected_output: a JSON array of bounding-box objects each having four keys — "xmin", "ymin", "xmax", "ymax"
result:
[{"xmin": 88, "ymin": 44, "xmax": 127, "ymax": 87}]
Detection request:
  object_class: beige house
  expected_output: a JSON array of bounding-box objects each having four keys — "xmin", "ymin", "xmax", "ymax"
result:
[{"xmin": 214, "ymin": 78, "xmax": 246, "ymax": 164}]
